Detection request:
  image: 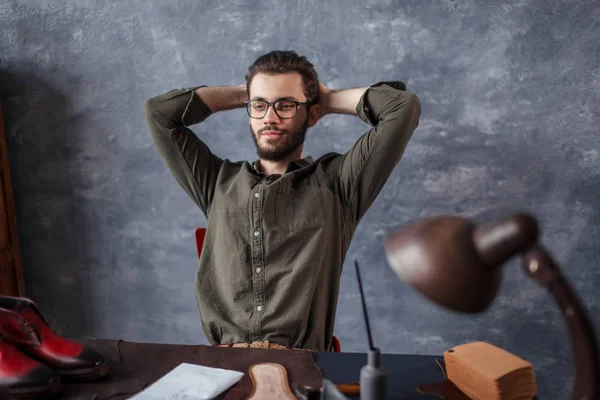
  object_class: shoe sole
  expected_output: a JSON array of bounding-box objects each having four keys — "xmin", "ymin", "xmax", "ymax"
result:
[
  {"xmin": 6, "ymin": 375, "xmax": 62, "ymax": 399},
  {"xmin": 55, "ymin": 360, "xmax": 110, "ymax": 382}
]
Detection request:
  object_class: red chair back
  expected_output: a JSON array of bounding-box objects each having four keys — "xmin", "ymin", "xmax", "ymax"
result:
[{"xmin": 195, "ymin": 228, "xmax": 207, "ymax": 258}]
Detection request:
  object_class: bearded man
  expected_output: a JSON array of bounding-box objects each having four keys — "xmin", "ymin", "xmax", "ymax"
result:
[{"xmin": 143, "ymin": 50, "xmax": 421, "ymax": 352}]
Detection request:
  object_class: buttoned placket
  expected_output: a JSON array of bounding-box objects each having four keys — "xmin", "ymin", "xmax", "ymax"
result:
[{"xmin": 249, "ymin": 179, "xmax": 267, "ymax": 341}]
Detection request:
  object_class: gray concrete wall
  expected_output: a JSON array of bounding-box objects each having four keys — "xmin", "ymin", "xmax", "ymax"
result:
[{"xmin": 1, "ymin": 1, "xmax": 599, "ymax": 397}]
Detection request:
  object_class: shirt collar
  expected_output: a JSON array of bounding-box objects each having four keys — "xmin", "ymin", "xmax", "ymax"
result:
[{"xmin": 252, "ymin": 156, "xmax": 314, "ymax": 174}]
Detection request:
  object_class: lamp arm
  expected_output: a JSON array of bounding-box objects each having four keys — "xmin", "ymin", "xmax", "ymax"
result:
[{"xmin": 522, "ymin": 245, "xmax": 599, "ymax": 400}]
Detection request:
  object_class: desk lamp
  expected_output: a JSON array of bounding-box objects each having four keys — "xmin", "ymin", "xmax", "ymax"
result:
[{"xmin": 383, "ymin": 214, "xmax": 598, "ymax": 400}]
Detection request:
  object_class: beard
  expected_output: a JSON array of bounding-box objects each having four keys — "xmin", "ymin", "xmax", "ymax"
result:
[{"xmin": 250, "ymin": 117, "xmax": 309, "ymax": 162}]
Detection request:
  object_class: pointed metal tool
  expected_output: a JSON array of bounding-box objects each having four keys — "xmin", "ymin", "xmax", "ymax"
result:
[
  {"xmin": 355, "ymin": 260, "xmax": 374, "ymax": 350},
  {"xmin": 355, "ymin": 260, "xmax": 388, "ymax": 400}
]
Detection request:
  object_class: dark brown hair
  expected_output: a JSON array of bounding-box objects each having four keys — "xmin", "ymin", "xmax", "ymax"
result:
[{"xmin": 245, "ymin": 50, "xmax": 320, "ymax": 105}]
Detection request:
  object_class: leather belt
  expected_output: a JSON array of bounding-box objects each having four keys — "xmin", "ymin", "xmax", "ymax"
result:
[{"xmin": 215, "ymin": 340, "xmax": 302, "ymax": 350}]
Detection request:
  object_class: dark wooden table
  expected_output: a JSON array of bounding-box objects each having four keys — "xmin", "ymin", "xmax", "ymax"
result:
[{"xmin": 54, "ymin": 338, "xmax": 446, "ymax": 399}]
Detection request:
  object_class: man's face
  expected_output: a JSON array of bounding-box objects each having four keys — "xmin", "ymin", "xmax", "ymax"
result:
[{"xmin": 248, "ymin": 72, "xmax": 310, "ymax": 162}]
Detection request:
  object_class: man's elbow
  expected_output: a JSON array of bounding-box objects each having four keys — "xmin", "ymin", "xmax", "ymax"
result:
[
  {"xmin": 143, "ymin": 97, "xmax": 160, "ymax": 121},
  {"xmin": 406, "ymin": 92, "xmax": 421, "ymax": 115},
  {"xmin": 404, "ymin": 92, "xmax": 421, "ymax": 128},
  {"xmin": 143, "ymin": 96, "xmax": 174, "ymax": 130}
]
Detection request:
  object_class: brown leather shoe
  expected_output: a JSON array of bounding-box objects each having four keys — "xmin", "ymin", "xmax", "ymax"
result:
[
  {"xmin": 0, "ymin": 336, "xmax": 61, "ymax": 399},
  {"xmin": 0, "ymin": 296, "xmax": 109, "ymax": 382}
]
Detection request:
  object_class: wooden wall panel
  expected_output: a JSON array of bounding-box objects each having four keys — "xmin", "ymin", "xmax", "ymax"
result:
[{"xmin": 0, "ymin": 93, "xmax": 25, "ymax": 296}]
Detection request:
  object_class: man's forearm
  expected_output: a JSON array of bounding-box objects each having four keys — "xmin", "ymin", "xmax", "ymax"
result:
[
  {"xmin": 322, "ymin": 87, "xmax": 369, "ymax": 115},
  {"xmin": 195, "ymin": 85, "xmax": 247, "ymax": 113}
]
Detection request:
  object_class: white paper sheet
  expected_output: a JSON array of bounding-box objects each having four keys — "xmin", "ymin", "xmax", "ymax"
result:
[{"xmin": 129, "ymin": 362, "xmax": 245, "ymax": 400}]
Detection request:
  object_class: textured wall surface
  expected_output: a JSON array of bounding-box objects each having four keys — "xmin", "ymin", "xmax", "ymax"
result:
[{"xmin": 1, "ymin": 1, "xmax": 599, "ymax": 397}]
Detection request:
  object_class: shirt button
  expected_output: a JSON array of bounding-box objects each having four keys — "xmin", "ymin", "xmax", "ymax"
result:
[
  {"xmin": 256, "ymin": 306, "xmax": 263, "ymax": 312},
  {"xmin": 256, "ymin": 268, "xmax": 261, "ymax": 274},
  {"xmin": 254, "ymin": 193, "xmax": 260, "ymax": 198},
  {"xmin": 254, "ymin": 231, "xmax": 260, "ymax": 237}
]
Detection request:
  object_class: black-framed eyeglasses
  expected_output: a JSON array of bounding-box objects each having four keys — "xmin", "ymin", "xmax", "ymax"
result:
[{"xmin": 245, "ymin": 99, "xmax": 311, "ymax": 119}]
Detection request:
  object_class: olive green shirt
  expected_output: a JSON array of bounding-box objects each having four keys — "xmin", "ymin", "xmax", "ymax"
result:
[{"xmin": 143, "ymin": 82, "xmax": 421, "ymax": 351}]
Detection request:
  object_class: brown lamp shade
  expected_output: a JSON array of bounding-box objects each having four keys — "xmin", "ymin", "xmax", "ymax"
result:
[{"xmin": 383, "ymin": 214, "xmax": 538, "ymax": 313}]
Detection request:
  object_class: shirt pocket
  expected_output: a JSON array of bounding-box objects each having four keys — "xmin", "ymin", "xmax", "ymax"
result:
[{"xmin": 275, "ymin": 177, "xmax": 326, "ymax": 232}]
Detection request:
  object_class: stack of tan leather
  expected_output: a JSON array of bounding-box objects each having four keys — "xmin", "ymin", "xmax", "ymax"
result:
[{"xmin": 444, "ymin": 342, "xmax": 537, "ymax": 399}]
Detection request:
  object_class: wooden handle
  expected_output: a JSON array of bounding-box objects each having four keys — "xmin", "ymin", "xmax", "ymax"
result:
[{"xmin": 336, "ymin": 382, "xmax": 360, "ymax": 394}]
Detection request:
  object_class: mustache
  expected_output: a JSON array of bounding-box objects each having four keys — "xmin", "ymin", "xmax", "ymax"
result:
[{"xmin": 258, "ymin": 126, "xmax": 288, "ymax": 135}]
